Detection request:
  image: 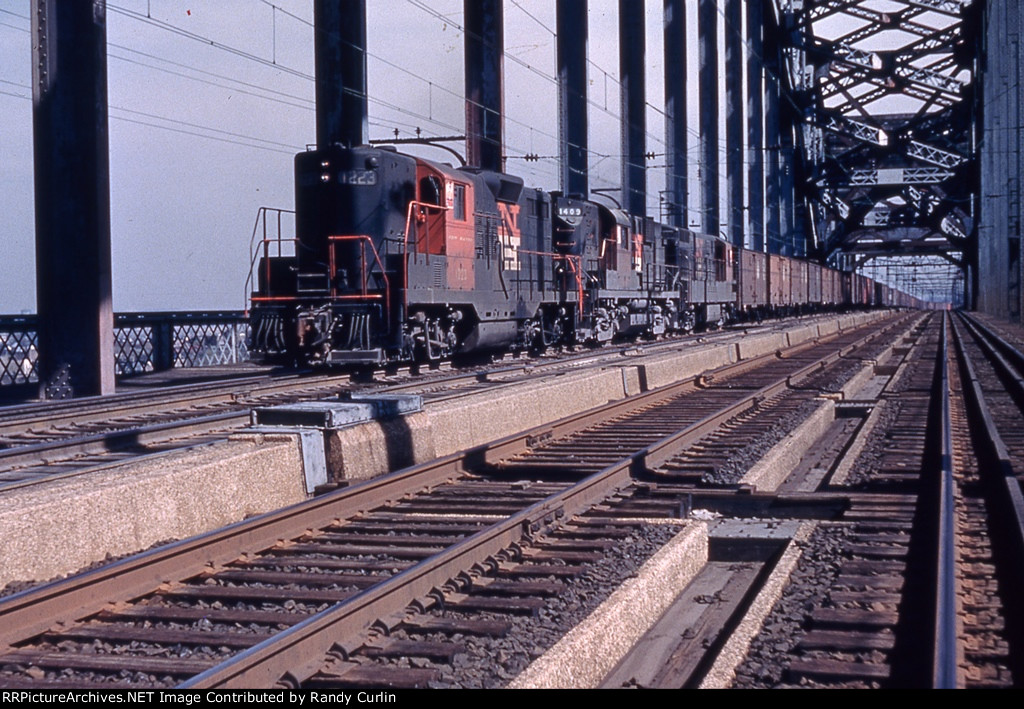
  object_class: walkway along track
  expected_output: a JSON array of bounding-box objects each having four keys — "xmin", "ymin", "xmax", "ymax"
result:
[{"xmin": 0, "ymin": 315, "xmax": 915, "ymax": 688}]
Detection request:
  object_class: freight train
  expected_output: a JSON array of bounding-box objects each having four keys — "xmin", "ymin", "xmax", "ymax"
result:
[{"xmin": 248, "ymin": 144, "xmax": 924, "ymax": 366}]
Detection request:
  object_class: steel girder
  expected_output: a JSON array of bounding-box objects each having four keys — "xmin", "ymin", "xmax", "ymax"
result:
[{"xmin": 778, "ymin": 0, "xmax": 979, "ymax": 279}]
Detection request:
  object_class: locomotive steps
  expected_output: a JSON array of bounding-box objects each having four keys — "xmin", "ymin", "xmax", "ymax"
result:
[{"xmin": 2, "ymin": 311, "xmax": 891, "ymax": 591}]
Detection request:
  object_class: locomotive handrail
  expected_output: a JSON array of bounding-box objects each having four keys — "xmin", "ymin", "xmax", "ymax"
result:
[
  {"xmin": 497, "ymin": 208, "xmax": 516, "ymax": 299},
  {"xmin": 401, "ymin": 200, "xmax": 450, "ymax": 312},
  {"xmin": 519, "ymin": 248, "xmax": 586, "ymax": 319},
  {"xmin": 244, "ymin": 207, "xmax": 296, "ymax": 310},
  {"xmin": 248, "ymin": 237, "xmax": 301, "ymax": 305},
  {"xmin": 326, "ymin": 235, "xmax": 391, "ymax": 332}
]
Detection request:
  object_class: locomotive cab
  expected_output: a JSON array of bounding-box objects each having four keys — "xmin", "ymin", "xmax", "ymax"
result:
[{"xmin": 250, "ymin": 144, "xmax": 417, "ymax": 364}]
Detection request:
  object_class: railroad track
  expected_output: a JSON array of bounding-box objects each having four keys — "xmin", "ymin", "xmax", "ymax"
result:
[
  {"xmin": 729, "ymin": 312, "xmax": 1024, "ymax": 689},
  {"xmin": 725, "ymin": 315, "xmax": 938, "ymax": 687},
  {"xmin": 0, "ymin": 313, "xmax": 916, "ymax": 689},
  {"xmin": 0, "ymin": 317, "xmax": 832, "ymax": 492},
  {"xmin": 948, "ymin": 312, "xmax": 1024, "ymax": 687}
]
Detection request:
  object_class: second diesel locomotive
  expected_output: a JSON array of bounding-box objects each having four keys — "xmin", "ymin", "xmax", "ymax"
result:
[{"xmin": 248, "ymin": 143, "xmax": 914, "ymax": 366}]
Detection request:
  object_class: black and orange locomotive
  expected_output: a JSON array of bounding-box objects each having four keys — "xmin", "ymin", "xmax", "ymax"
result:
[{"xmin": 248, "ymin": 144, "xmax": 906, "ymax": 366}]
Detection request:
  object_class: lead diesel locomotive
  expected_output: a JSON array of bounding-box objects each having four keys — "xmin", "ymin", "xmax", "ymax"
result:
[{"xmin": 248, "ymin": 143, "xmax": 770, "ymax": 365}]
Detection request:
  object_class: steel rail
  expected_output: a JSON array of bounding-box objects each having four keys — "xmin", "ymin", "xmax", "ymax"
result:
[
  {"xmin": 957, "ymin": 313, "xmax": 1024, "ymax": 377},
  {"xmin": 0, "ymin": 375, "xmax": 278, "ymax": 427},
  {"xmin": 933, "ymin": 312, "xmax": 957, "ymax": 689},
  {"xmin": 0, "ymin": 374, "xmax": 339, "ymax": 438},
  {"xmin": 950, "ymin": 314, "xmax": 1024, "ymax": 553},
  {"xmin": 0, "ymin": 410, "xmax": 248, "ymax": 471}
]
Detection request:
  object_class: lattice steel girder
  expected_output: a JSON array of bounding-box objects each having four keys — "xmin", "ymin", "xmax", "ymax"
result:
[
  {"xmin": 831, "ymin": 6, "xmax": 934, "ymax": 46},
  {"xmin": 818, "ymin": 55, "xmax": 965, "ymax": 102},
  {"xmin": 894, "ymin": 62, "xmax": 967, "ymax": 94},
  {"xmin": 788, "ymin": 0, "xmax": 978, "ymax": 267},
  {"xmin": 940, "ymin": 213, "xmax": 968, "ymax": 239},
  {"xmin": 864, "ymin": 207, "xmax": 891, "ymax": 225},
  {"xmin": 828, "ymin": 81, "xmax": 959, "ymax": 113},
  {"xmin": 906, "ymin": 140, "xmax": 965, "ymax": 167},
  {"xmin": 840, "ymin": 242, "xmax": 964, "ymax": 258},
  {"xmin": 815, "ymin": 0, "xmax": 966, "ymax": 24},
  {"xmin": 818, "ymin": 111, "xmax": 967, "ymax": 170},
  {"xmin": 805, "ymin": 3, "xmax": 966, "ymax": 54},
  {"xmin": 817, "ymin": 52, "xmax": 960, "ymax": 96},
  {"xmin": 840, "ymin": 227, "xmax": 964, "ymax": 249},
  {"xmin": 905, "ymin": 0, "xmax": 971, "ymax": 17},
  {"xmin": 808, "ymin": 0, "xmax": 901, "ymax": 24},
  {"xmin": 820, "ymin": 189, "xmax": 852, "ymax": 219},
  {"xmin": 820, "ymin": 113, "xmax": 888, "ymax": 145},
  {"xmin": 829, "ymin": 44, "xmax": 882, "ymax": 71},
  {"xmin": 834, "ymin": 166, "xmax": 956, "ymax": 186}
]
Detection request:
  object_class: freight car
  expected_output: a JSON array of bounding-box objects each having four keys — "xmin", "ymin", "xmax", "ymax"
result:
[{"xmin": 248, "ymin": 144, "xmax": 917, "ymax": 366}]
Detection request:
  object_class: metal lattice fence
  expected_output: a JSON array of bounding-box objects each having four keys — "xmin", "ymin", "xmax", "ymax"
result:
[
  {"xmin": 173, "ymin": 321, "xmax": 249, "ymax": 369},
  {"xmin": 0, "ymin": 312, "xmax": 249, "ymax": 385},
  {"xmin": 115, "ymin": 324, "xmax": 155, "ymax": 376},
  {"xmin": 0, "ymin": 317, "xmax": 38, "ymax": 386}
]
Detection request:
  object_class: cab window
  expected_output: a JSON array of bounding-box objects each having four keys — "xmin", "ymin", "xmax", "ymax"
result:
[
  {"xmin": 453, "ymin": 183, "xmax": 466, "ymax": 221},
  {"xmin": 420, "ymin": 176, "xmax": 442, "ymax": 206}
]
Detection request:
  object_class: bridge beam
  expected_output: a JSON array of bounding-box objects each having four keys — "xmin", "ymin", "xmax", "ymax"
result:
[
  {"xmin": 725, "ymin": 0, "xmax": 745, "ymax": 249},
  {"xmin": 32, "ymin": 0, "xmax": 115, "ymax": 398},
  {"xmin": 465, "ymin": 0, "xmax": 505, "ymax": 172},
  {"xmin": 620, "ymin": 0, "xmax": 646, "ymax": 218},
  {"xmin": 314, "ymin": 0, "xmax": 368, "ymax": 148},
  {"xmin": 557, "ymin": 0, "xmax": 589, "ymax": 198},
  {"xmin": 699, "ymin": 0, "xmax": 720, "ymax": 237},
  {"xmin": 746, "ymin": 0, "xmax": 765, "ymax": 252},
  {"xmin": 763, "ymin": 6, "xmax": 782, "ymax": 254},
  {"xmin": 664, "ymin": 0, "xmax": 688, "ymax": 228}
]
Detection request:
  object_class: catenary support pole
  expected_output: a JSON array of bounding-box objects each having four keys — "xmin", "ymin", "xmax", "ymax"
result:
[
  {"xmin": 465, "ymin": 0, "xmax": 505, "ymax": 172},
  {"xmin": 32, "ymin": 0, "xmax": 115, "ymax": 397},
  {"xmin": 314, "ymin": 0, "xmax": 368, "ymax": 148},
  {"xmin": 558, "ymin": 0, "xmax": 589, "ymax": 198}
]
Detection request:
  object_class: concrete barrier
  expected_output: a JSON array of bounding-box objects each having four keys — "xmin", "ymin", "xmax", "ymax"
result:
[
  {"xmin": 739, "ymin": 399, "xmax": 835, "ymax": 492},
  {"xmin": 785, "ymin": 324, "xmax": 819, "ymax": 347},
  {"xmin": 0, "ymin": 436, "xmax": 307, "ymax": 589},
  {"xmin": 816, "ymin": 319, "xmax": 839, "ymax": 337},
  {"xmin": 638, "ymin": 342, "xmax": 737, "ymax": 391},
  {"xmin": 510, "ymin": 521, "xmax": 707, "ymax": 689},
  {"xmin": 736, "ymin": 332, "xmax": 788, "ymax": 361},
  {"xmin": 324, "ymin": 411, "xmax": 436, "ymax": 482}
]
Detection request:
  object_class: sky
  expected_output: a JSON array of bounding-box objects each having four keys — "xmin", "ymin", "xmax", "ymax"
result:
[{"xmin": 0, "ymin": 0, "xmax": 733, "ymax": 313}]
